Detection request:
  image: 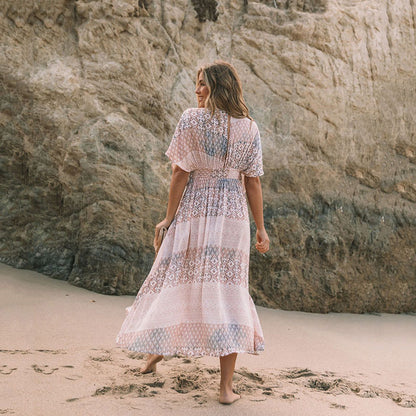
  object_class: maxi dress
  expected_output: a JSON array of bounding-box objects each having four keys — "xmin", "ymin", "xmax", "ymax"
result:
[{"xmin": 116, "ymin": 107, "xmax": 265, "ymax": 357}]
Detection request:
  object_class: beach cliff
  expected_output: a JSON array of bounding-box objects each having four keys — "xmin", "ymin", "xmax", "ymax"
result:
[{"xmin": 0, "ymin": 0, "xmax": 415, "ymax": 312}]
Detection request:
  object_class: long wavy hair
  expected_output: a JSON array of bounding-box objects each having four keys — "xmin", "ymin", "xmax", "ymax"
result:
[{"xmin": 197, "ymin": 61, "xmax": 252, "ymax": 120}]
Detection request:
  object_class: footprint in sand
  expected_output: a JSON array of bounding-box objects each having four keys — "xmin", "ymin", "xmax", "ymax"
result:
[
  {"xmin": 35, "ymin": 349, "xmax": 66, "ymax": 355},
  {"xmin": 89, "ymin": 354, "xmax": 112, "ymax": 362},
  {"xmin": 232, "ymin": 367, "xmax": 279, "ymax": 398},
  {"xmin": 262, "ymin": 387, "xmax": 274, "ymax": 396},
  {"xmin": 284, "ymin": 368, "xmax": 317, "ymax": 379},
  {"xmin": 143, "ymin": 379, "xmax": 165, "ymax": 388},
  {"xmin": 281, "ymin": 393, "xmax": 297, "ymax": 400},
  {"xmin": 93, "ymin": 383, "xmax": 157, "ymax": 398},
  {"xmin": 172, "ymin": 373, "xmax": 202, "ymax": 394},
  {"xmin": 0, "ymin": 350, "xmax": 32, "ymax": 355},
  {"xmin": 235, "ymin": 367, "xmax": 265, "ymax": 383},
  {"xmin": 0, "ymin": 365, "xmax": 17, "ymax": 375},
  {"xmin": 303, "ymin": 374, "xmax": 416, "ymax": 409},
  {"xmin": 31, "ymin": 364, "xmax": 59, "ymax": 375},
  {"xmin": 204, "ymin": 367, "xmax": 219, "ymax": 374},
  {"xmin": 330, "ymin": 402, "xmax": 347, "ymax": 409},
  {"xmin": 61, "ymin": 364, "xmax": 79, "ymax": 378},
  {"xmin": 58, "ymin": 365, "xmax": 83, "ymax": 380},
  {"xmin": 64, "ymin": 374, "xmax": 83, "ymax": 381},
  {"xmin": 192, "ymin": 393, "xmax": 207, "ymax": 405}
]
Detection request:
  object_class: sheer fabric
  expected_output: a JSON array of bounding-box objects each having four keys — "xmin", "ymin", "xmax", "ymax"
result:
[{"xmin": 116, "ymin": 108, "xmax": 265, "ymax": 357}]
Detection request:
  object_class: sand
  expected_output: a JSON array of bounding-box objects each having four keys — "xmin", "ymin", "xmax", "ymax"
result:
[{"xmin": 1, "ymin": 261, "xmax": 415, "ymax": 416}]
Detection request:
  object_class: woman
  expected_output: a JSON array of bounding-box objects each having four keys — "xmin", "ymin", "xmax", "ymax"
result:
[{"xmin": 116, "ymin": 60, "xmax": 270, "ymax": 405}]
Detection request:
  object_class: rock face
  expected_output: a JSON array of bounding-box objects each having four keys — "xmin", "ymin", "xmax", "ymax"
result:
[{"xmin": 0, "ymin": 0, "xmax": 415, "ymax": 313}]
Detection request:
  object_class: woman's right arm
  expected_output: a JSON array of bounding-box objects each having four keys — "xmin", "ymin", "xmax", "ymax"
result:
[
  {"xmin": 164, "ymin": 163, "xmax": 190, "ymax": 223},
  {"xmin": 154, "ymin": 163, "xmax": 189, "ymax": 247},
  {"xmin": 244, "ymin": 176, "xmax": 270, "ymax": 253}
]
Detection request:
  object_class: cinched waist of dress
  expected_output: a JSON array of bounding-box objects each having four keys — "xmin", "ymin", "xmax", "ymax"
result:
[{"xmin": 190, "ymin": 168, "xmax": 242, "ymax": 180}]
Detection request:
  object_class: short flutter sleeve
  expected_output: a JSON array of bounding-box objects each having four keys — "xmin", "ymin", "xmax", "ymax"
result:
[
  {"xmin": 165, "ymin": 109, "xmax": 196, "ymax": 172},
  {"xmin": 241, "ymin": 123, "xmax": 264, "ymax": 177}
]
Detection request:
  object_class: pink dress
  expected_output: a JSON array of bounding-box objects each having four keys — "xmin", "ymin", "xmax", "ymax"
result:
[{"xmin": 116, "ymin": 107, "xmax": 265, "ymax": 357}]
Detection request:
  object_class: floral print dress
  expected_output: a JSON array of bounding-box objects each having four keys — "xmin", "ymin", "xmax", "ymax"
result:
[{"xmin": 116, "ymin": 107, "xmax": 265, "ymax": 357}]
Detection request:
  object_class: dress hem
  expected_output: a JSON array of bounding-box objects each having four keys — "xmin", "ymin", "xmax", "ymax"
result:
[{"xmin": 115, "ymin": 344, "xmax": 265, "ymax": 358}]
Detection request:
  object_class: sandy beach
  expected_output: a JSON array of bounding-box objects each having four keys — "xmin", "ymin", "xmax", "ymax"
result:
[{"xmin": 1, "ymin": 261, "xmax": 415, "ymax": 416}]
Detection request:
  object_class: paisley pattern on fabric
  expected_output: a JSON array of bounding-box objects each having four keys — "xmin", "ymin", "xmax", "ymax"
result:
[{"xmin": 116, "ymin": 107, "xmax": 265, "ymax": 357}]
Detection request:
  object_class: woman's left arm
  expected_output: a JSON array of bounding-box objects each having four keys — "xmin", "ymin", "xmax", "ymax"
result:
[{"xmin": 155, "ymin": 163, "xmax": 190, "ymax": 234}]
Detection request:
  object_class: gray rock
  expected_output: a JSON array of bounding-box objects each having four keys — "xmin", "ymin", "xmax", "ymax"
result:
[{"xmin": 0, "ymin": 0, "xmax": 415, "ymax": 312}]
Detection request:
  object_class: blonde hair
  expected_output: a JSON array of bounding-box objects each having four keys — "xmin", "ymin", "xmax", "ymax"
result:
[{"xmin": 197, "ymin": 61, "xmax": 252, "ymax": 120}]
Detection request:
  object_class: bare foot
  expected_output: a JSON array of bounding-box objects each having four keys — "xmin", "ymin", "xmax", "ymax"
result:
[
  {"xmin": 140, "ymin": 354, "xmax": 163, "ymax": 374},
  {"xmin": 219, "ymin": 390, "xmax": 241, "ymax": 405}
]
